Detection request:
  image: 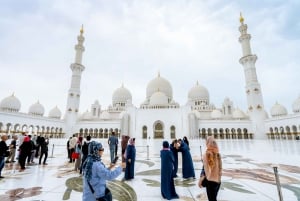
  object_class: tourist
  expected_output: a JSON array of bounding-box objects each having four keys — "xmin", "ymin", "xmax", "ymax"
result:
[
  {"xmin": 74, "ymin": 136, "xmax": 83, "ymax": 171},
  {"xmin": 124, "ymin": 138, "xmax": 136, "ymax": 180},
  {"xmin": 121, "ymin": 135, "xmax": 130, "ymax": 170},
  {"xmin": 0, "ymin": 134, "xmax": 9, "ymax": 179},
  {"xmin": 80, "ymin": 135, "xmax": 91, "ymax": 174},
  {"xmin": 66, "ymin": 136, "xmax": 72, "ymax": 159},
  {"xmin": 82, "ymin": 141, "xmax": 123, "ymax": 201},
  {"xmin": 178, "ymin": 138, "xmax": 195, "ymax": 179},
  {"xmin": 35, "ymin": 135, "xmax": 41, "ymax": 158},
  {"xmin": 69, "ymin": 134, "xmax": 78, "ymax": 163},
  {"xmin": 19, "ymin": 136, "xmax": 31, "ymax": 171},
  {"xmin": 183, "ymin": 136, "xmax": 190, "ymax": 148},
  {"xmin": 39, "ymin": 137, "xmax": 49, "ymax": 165},
  {"xmin": 5, "ymin": 135, "xmax": 17, "ymax": 163},
  {"xmin": 27, "ymin": 135, "xmax": 36, "ymax": 164},
  {"xmin": 108, "ymin": 132, "xmax": 118, "ymax": 164},
  {"xmin": 170, "ymin": 139, "xmax": 179, "ymax": 178},
  {"xmin": 160, "ymin": 141, "xmax": 179, "ymax": 200},
  {"xmin": 202, "ymin": 136, "xmax": 222, "ymax": 201}
]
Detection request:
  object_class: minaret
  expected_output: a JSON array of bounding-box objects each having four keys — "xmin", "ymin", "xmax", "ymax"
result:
[
  {"xmin": 65, "ymin": 25, "xmax": 85, "ymax": 137},
  {"xmin": 238, "ymin": 14, "xmax": 266, "ymax": 139}
]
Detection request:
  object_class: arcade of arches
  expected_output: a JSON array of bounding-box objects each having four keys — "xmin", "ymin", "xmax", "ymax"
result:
[
  {"xmin": 0, "ymin": 122, "xmax": 64, "ymax": 138},
  {"xmin": 268, "ymin": 125, "xmax": 300, "ymax": 140},
  {"xmin": 1, "ymin": 122, "xmax": 299, "ymax": 140}
]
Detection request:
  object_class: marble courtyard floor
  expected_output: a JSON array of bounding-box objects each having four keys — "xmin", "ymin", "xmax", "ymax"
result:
[{"xmin": 0, "ymin": 138, "xmax": 299, "ymax": 201}]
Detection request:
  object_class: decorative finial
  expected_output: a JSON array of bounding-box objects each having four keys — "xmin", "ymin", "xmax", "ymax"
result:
[
  {"xmin": 239, "ymin": 12, "xmax": 244, "ymax": 24},
  {"xmin": 80, "ymin": 24, "xmax": 84, "ymax": 34},
  {"xmin": 196, "ymin": 80, "xmax": 199, "ymax": 86},
  {"xmin": 158, "ymin": 71, "xmax": 160, "ymax": 77}
]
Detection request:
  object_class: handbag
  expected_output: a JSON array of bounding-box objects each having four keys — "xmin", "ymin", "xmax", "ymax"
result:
[
  {"xmin": 198, "ymin": 175, "xmax": 208, "ymax": 188},
  {"xmin": 87, "ymin": 181, "xmax": 112, "ymax": 201},
  {"xmin": 71, "ymin": 152, "xmax": 79, "ymax": 159},
  {"xmin": 198, "ymin": 166, "xmax": 208, "ymax": 188}
]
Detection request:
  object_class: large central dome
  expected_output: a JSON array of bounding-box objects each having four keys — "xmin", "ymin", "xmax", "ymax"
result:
[{"xmin": 146, "ymin": 73, "xmax": 173, "ymax": 99}]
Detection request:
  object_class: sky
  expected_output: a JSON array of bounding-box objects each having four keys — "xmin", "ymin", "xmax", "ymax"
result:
[{"xmin": 0, "ymin": 0, "xmax": 299, "ymax": 116}]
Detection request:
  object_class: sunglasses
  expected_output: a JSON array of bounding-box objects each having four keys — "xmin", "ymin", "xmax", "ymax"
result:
[{"xmin": 99, "ymin": 148, "xmax": 104, "ymax": 151}]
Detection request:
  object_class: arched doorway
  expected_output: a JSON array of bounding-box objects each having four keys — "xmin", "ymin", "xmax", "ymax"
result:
[
  {"xmin": 153, "ymin": 121, "xmax": 164, "ymax": 139},
  {"xmin": 142, "ymin": 126, "xmax": 147, "ymax": 139},
  {"xmin": 170, "ymin": 125, "xmax": 176, "ymax": 139}
]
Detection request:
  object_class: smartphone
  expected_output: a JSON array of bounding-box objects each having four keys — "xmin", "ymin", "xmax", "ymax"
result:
[{"xmin": 112, "ymin": 156, "xmax": 119, "ymax": 164}]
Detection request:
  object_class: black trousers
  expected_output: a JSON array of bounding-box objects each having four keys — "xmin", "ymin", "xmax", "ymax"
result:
[{"xmin": 206, "ymin": 180, "xmax": 221, "ymax": 201}]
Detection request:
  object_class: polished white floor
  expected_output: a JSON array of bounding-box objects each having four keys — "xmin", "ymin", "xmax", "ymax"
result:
[{"xmin": 0, "ymin": 138, "xmax": 299, "ymax": 201}]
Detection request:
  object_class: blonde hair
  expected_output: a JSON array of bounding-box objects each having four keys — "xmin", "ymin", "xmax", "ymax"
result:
[{"xmin": 205, "ymin": 136, "xmax": 220, "ymax": 168}]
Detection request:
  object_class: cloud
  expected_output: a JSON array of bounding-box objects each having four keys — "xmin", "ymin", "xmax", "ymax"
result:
[{"xmin": 0, "ymin": 0, "xmax": 299, "ymax": 115}]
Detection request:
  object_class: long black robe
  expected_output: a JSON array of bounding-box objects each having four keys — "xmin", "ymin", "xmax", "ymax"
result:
[
  {"xmin": 124, "ymin": 144, "xmax": 136, "ymax": 180},
  {"xmin": 179, "ymin": 141, "xmax": 195, "ymax": 179},
  {"xmin": 160, "ymin": 149, "xmax": 179, "ymax": 200},
  {"xmin": 170, "ymin": 142, "xmax": 178, "ymax": 177}
]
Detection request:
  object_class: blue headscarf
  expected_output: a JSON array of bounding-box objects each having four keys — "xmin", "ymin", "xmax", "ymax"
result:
[{"xmin": 83, "ymin": 141, "xmax": 103, "ymax": 181}]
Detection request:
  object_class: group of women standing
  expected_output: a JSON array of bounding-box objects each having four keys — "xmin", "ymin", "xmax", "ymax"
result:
[{"xmin": 161, "ymin": 136, "xmax": 222, "ymax": 201}]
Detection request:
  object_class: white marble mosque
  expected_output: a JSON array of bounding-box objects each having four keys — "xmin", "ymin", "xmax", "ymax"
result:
[
  {"xmin": 0, "ymin": 15, "xmax": 299, "ymax": 141},
  {"xmin": 0, "ymin": 14, "xmax": 300, "ymax": 201}
]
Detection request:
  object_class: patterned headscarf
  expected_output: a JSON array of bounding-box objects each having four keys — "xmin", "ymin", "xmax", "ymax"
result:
[{"xmin": 83, "ymin": 141, "xmax": 103, "ymax": 181}]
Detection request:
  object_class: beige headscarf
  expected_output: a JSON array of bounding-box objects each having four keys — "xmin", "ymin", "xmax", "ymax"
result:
[{"xmin": 205, "ymin": 136, "xmax": 219, "ymax": 168}]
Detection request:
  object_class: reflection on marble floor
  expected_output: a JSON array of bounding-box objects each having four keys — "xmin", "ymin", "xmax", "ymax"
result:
[{"xmin": 0, "ymin": 139, "xmax": 299, "ymax": 201}]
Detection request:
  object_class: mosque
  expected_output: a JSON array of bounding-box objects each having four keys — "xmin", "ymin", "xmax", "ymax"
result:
[{"xmin": 0, "ymin": 15, "xmax": 299, "ymax": 140}]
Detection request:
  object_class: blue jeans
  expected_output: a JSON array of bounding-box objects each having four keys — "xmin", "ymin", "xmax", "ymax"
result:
[
  {"xmin": 0, "ymin": 156, "xmax": 5, "ymax": 176},
  {"xmin": 109, "ymin": 147, "xmax": 115, "ymax": 163}
]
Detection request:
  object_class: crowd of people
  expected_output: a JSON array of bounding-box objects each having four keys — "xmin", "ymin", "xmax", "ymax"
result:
[
  {"xmin": 0, "ymin": 132, "xmax": 49, "ymax": 178},
  {"xmin": 1, "ymin": 132, "xmax": 222, "ymax": 201}
]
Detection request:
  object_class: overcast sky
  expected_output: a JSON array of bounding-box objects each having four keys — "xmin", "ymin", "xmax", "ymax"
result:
[{"xmin": 0, "ymin": 0, "xmax": 299, "ymax": 116}]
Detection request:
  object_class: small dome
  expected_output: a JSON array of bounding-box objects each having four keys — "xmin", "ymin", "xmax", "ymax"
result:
[
  {"xmin": 100, "ymin": 111, "xmax": 110, "ymax": 120},
  {"xmin": 211, "ymin": 109, "xmax": 223, "ymax": 119},
  {"xmin": 29, "ymin": 101, "xmax": 45, "ymax": 116},
  {"xmin": 48, "ymin": 106, "xmax": 62, "ymax": 119},
  {"xmin": 149, "ymin": 91, "xmax": 168, "ymax": 106},
  {"xmin": 146, "ymin": 73, "xmax": 173, "ymax": 99},
  {"xmin": 0, "ymin": 93, "xmax": 21, "ymax": 112},
  {"xmin": 188, "ymin": 81, "xmax": 209, "ymax": 101},
  {"xmin": 292, "ymin": 96, "xmax": 300, "ymax": 113},
  {"xmin": 270, "ymin": 102, "xmax": 288, "ymax": 117},
  {"xmin": 94, "ymin": 100, "xmax": 100, "ymax": 105},
  {"xmin": 112, "ymin": 84, "xmax": 132, "ymax": 104},
  {"xmin": 232, "ymin": 108, "xmax": 246, "ymax": 119}
]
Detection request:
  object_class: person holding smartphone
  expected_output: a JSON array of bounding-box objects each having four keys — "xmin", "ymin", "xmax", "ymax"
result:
[{"xmin": 82, "ymin": 141, "xmax": 123, "ymax": 201}]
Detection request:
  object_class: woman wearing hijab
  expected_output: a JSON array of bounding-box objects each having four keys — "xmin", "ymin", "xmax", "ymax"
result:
[
  {"xmin": 160, "ymin": 141, "xmax": 179, "ymax": 200},
  {"xmin": 170, "ymin": 139, "xmax": 179, "ymax": 178},
  {"xmin": 178, "ymin": 139, "xmax": 195, "ymax": 179},
  {"xmin": 202, "ymin": 136, "xmax": 222, "ymax": 201},
  {"xmin": 124, "ymin": 138, "xmax": 136, "ymax": 180},
  {"xmin": 82, "ymin": 141, "xmax": 122, "ymax": 201}
]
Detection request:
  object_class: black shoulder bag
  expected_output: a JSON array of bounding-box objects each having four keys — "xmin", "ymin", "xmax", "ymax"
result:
[{"xmin": 87, "ymin": 181, "xmax": 112, "ymax": 201}]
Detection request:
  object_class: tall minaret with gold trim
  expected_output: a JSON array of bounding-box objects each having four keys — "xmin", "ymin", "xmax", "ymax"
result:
[
  {"xmin": 238, "ymin": 14, "xmax": 266, "ymax": 138},
  {"xmin": 65, "ymin": 25, "xmax": 85, "ymax": 137}
]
